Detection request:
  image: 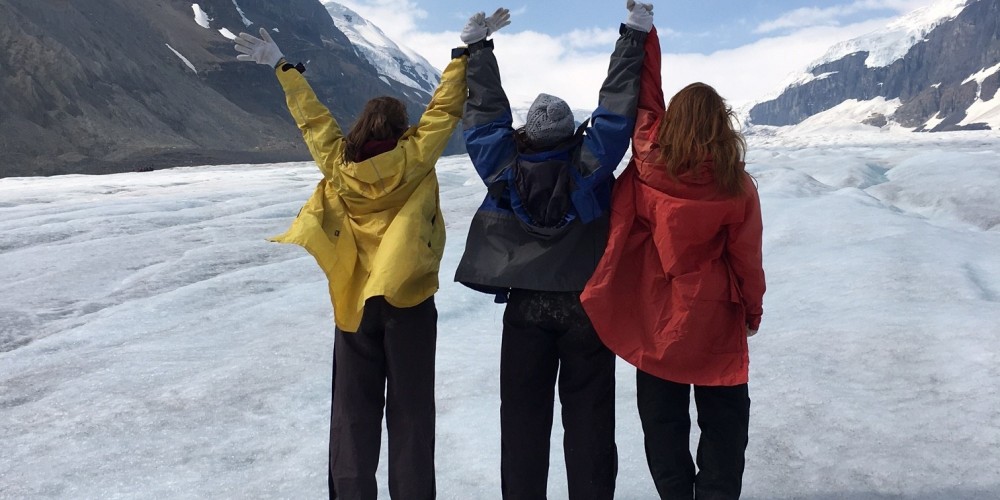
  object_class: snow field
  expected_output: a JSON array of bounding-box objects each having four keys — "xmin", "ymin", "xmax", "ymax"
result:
[{"xmin": 1, "ymin": 131, "xmax": 999, "ymax": 498}]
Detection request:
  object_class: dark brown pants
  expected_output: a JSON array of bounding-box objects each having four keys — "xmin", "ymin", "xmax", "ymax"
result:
[
  {"xmin": 499, "ymin": 290, "xmax": 618, "ymax": 500},
  {"xmin": 328, "ymin": 296, "xmax": 437, "ymax": 500},
  {"xmin": 636, "ymin": 370, "xmax": 750, "ymax": 499}
]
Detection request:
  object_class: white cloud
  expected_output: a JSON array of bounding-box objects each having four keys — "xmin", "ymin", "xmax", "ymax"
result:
[
  {"xmin": 327, "ymin": 0, "xmax": 941, "ymax": 112},
  {"xmin": 509, "ymin": 6, "xmax": 528, "ymax": 16},
  {"xmin": 666, "ymin": 19, "xmax": 894, "ymax": 109},
  {"xmin": 404, "ymin": 29, "xmax": 629, "ymax": 110},
  {"xmin": 755, "ymin": 0, "xmax": 935, "ymax": 33},
  {"xmin": 332, "ymin": 0, "xmax": 429, "ymax": 36},
  {"xmin": 421, "ymin": 19, "xmax": 899, "ymax": 111},
  {"xmin": 562, "ymin": 27, "xmax": 621, "ymax": 50}
]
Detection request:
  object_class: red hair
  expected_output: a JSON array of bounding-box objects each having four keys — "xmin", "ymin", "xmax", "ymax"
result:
[{"xmin": 657, "ymin": 82, "xmax": 748, "ymax": 196}]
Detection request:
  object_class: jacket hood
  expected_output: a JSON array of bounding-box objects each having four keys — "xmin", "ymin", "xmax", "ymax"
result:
[
  {"xmin": 675, "ymin": 159, "xmax": 716, "ymax": 185},
  {"xmin": 638, "ymin": 153, "xmax": 748, "ymax": 199},
  {"xmin": 356, "ymin": 135, "xmax": 403, "ymax": 162},
  {"xmin": 636, "ymin": 152, "xmax": 715, "ymax": 194}
]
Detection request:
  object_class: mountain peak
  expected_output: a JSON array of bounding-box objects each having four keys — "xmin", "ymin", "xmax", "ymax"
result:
[
  {"xmin": 814, "ymin": 0, "xmax": 969, "ymax": 70},
  {"xmin": 322, "ymin": 1, "xmax": 440, "ymax": 96},
  {"xmin": 748, "ymin": 0, "xmax": 1000, "ymax": 133},
  {"xmin": 0, "ymin": 0, "xmax": 459, "ymax": 177}
]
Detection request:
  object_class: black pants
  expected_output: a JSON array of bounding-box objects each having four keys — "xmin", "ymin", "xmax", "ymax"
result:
[
  {"xmin": 500, "ymin": 290, "xmax": 618, "ymax": 500},
  {"xmin": 636, "ymin": 370, "xmax": 750, "ymax": 500},
  {"xmin": 328, "ymin": 296, "xmax": 437, "ymax": 500}
]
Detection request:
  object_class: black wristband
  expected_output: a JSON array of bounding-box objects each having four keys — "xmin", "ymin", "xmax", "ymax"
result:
[
  {"xmin": 467, "ymin": 38, "xmax": 494, "ymax": 53},
  {"xmin": 280, "ymin": 61, "xmax": 306, "ymax": 73}
]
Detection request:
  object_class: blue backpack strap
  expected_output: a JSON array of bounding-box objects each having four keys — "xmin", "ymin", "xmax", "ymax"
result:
[
  {"xmin": 568, "ymin": 118, "xmax": 607, "ymax": 224},
  {"xmin": 569, "ymin": 168, "xmax": 601, "ymax": 224},
  {"xmin": 508, "ymin": 119, "xmax": 601, "ymax": 234}
]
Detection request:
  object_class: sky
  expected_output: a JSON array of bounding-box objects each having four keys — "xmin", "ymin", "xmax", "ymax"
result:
[
  {"xmin": 3, "ymin": 128, "xmax": 1000, "ymax": 497},
  {"xmin": 330, "ymin": 0, "xmax": 945, "ymax": 109}
]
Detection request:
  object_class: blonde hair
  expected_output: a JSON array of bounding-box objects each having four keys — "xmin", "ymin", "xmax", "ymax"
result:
[{"xmin": 657, "ymin": 82, "xmax": 748, "ymax": 196}]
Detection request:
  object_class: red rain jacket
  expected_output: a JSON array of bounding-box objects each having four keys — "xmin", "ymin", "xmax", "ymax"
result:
[{"xmin": 580, "ymin": 27, "xmax": 765, "ymax": 386}]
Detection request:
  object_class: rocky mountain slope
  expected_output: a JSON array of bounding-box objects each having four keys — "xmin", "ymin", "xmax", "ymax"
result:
[
  {"xmin": 323, "ymin": 1, "xmax": 439, "ymax": 101},
  {"xmin": 0, "ymin": 0, "xmax": 462, "ymax": 177},
  {"xmin": 749, "ymin": 0, "xmax": 1000, "ymax": 132}
]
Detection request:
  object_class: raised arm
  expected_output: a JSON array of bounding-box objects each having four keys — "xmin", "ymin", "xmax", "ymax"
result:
[
  {"xmin": 274, "ymin": 66, "xmax": 344, "ymax": 180},
  {"xmin": 577, "ymin": 1, "xmax": 652, "ymax": 184},
  {"xmin": 235, "ymin": 28, "xmax": 344, "ymax": 180},
  {"xmin": 396, "ymin": 53, "xmax": 469, "ymax": 181},
  {"xmin": 460, "ymin": 9, "xmax": 517, "ymax": 185},
  {"xmin": 632, "ymin": 25, "xmax": 664, "ymax": 159}
]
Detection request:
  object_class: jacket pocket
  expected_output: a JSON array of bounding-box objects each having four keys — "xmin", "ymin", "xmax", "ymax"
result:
[{"xmin": 670, "ymin": 298, "xmax": 744, "ymax": 355}]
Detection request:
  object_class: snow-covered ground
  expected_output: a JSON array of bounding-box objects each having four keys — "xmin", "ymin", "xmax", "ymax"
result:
[{"xmin": 2, "ymin": 130, "xmax": 999, "ymax": 499}]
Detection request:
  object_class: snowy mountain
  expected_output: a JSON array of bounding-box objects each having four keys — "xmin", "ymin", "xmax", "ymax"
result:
[
  {"xmin": 749, "ymin": 0, "xmax": 1000, "ymax": 132},
  {"xmin": 0, "ymin": 0, "xmax": 461, "ymax": 178},
  {"xmin": 815, "ymin": 0, "xmax": 968, "ymax": 69},
  {"xmin": 323, "ymin": 1, "xmax": 439, "ymax": 101}
]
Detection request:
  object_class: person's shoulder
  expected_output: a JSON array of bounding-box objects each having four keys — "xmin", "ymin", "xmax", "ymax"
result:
[{"xmin": 740, "ymin": 171, "xmax": 759, "ymax": 195}]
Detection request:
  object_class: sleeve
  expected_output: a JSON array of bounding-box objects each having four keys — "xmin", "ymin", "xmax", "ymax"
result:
[
  {"xmin": 461, "ymin": 39, "xmax": 518, "ymax": 186},
  {"xmin": 275, "ymin": 65, "xmax": 344, "ymax": 180},
  {"xmin": 726, "ymin": 182, "xmax": 766, "ymax": 330},
  {"xmin": 576, "ymin": 24, "xmax": 649, "ymax": 183},
  {"xmin": 398, "ymin": 54, "xmax": 469, "ymax": 181},
  {"xmin": 630, "ymin": 26, "xmax": 664, "ymax": 160}
]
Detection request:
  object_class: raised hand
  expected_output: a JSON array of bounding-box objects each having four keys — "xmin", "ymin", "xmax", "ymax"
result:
[
  {"xmin": 625, "ymin": 0, "xmax": 654, "ymax": 33},
  {"xmin": 460, "ymin": 12, "xmax": 489, "ymax": 44},
  {"xmin": 485, "ymin": 8, "xmax": 511, "ymax": 37},
  {"xmin": 234, "ymin": 27, "xmax": 284, "ymax": 67}
]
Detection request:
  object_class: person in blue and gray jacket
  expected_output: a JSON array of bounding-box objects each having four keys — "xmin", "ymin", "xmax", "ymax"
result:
[{"xmin": 455, "ymin": 2, "xmax": 653, "ymax": 499}]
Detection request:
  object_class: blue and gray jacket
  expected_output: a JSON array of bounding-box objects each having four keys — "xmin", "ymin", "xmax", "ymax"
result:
[{"xmin": 455, "ymin": 25, "xmax": 648, "ymax": 300}]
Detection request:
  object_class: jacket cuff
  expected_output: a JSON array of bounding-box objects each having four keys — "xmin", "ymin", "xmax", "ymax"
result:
[
  {"xmin": 619, "ymin": 23, "xmax": 650, "ymax": 41},
  {"xmin": 746, "ymin": 314, "xmax": 762, "ymax": 331},
  {"xmin": 466, "ymin": 38, "xmax": 494, "ymax": 54}
]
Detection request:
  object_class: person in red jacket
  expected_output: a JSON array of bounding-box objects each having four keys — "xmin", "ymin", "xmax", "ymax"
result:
[{"xmin": 580, "ymin": 26, "xmax": 765, "ymax": 499}]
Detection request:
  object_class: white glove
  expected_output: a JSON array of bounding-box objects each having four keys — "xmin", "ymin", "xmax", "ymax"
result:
[
  {"xmin": 747, "ymin": 326, "xmax": 758, "ymax": 338},
  {"xmin": 625, "ymin": 0, "xmax": 654, "ymax": 33},
  {"xmin": 485, "ymin": 8, "xmax": 511, "ymax": 37},
  {"xmin": 461, "ymin": 12, "xmax": 489, "ymax": 44},
  {"xmin": 234, "ymin": 27, "xmax": 284, "ymax": 67}
]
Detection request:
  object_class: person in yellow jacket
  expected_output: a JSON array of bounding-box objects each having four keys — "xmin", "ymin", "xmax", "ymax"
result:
[{"xmin": 235, "ymin": 27, "xmax": 467, "ymax": 500}]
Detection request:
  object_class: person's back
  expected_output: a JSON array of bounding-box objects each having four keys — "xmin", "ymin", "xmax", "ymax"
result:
[
  {"xmin": 270, "ymin": 72, "xmax": 462, "ymax": 329},
  {"xmin": 454, "ymin": 3, "xmax": 654, "ymax": 499},
  {"xmin": 455, "ymin": 31, "xmax": 645, "ymax": 297},
  {"xmin": 581, "ymin": 25, "xmax": 765, "ymax": 500},
  {"xmin": 234, "ymin": 27, "xmax": 468, "ymax": 499}
]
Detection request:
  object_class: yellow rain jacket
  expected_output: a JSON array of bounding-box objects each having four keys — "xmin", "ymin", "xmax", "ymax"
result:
[{"xmin": 269, "ymin": 56, "xmax": 468, "ymax": 332}]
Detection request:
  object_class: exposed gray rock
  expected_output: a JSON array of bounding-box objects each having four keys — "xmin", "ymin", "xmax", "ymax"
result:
[
  {"xmin": 982, "ymin": 71, "xmax": 1000, "ymax": 101},
  {"xmin": 749, "ymin": 0, "xmax": 1000, "ymax": 132},
  {"xmin": 862, "ymin": 113, "xmax": 888, "ymax": 128},
  {"xmin": 0, "ymin": 0, "xmax": 464, "ymax": 177}
]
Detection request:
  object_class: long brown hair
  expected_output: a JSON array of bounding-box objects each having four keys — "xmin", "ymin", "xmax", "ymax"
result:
[
  {"xmin": 657, "ymin": 82, "xmax": 747, "ymax": 197},
  {"xmin": 343, "ymin": 96, "xmax": 409, "ymax": 163}
]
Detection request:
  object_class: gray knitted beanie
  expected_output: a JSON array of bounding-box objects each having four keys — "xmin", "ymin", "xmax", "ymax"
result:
[{"xmin": 524, "ymin": 93, "xmax": 574, "ymax": 148}]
